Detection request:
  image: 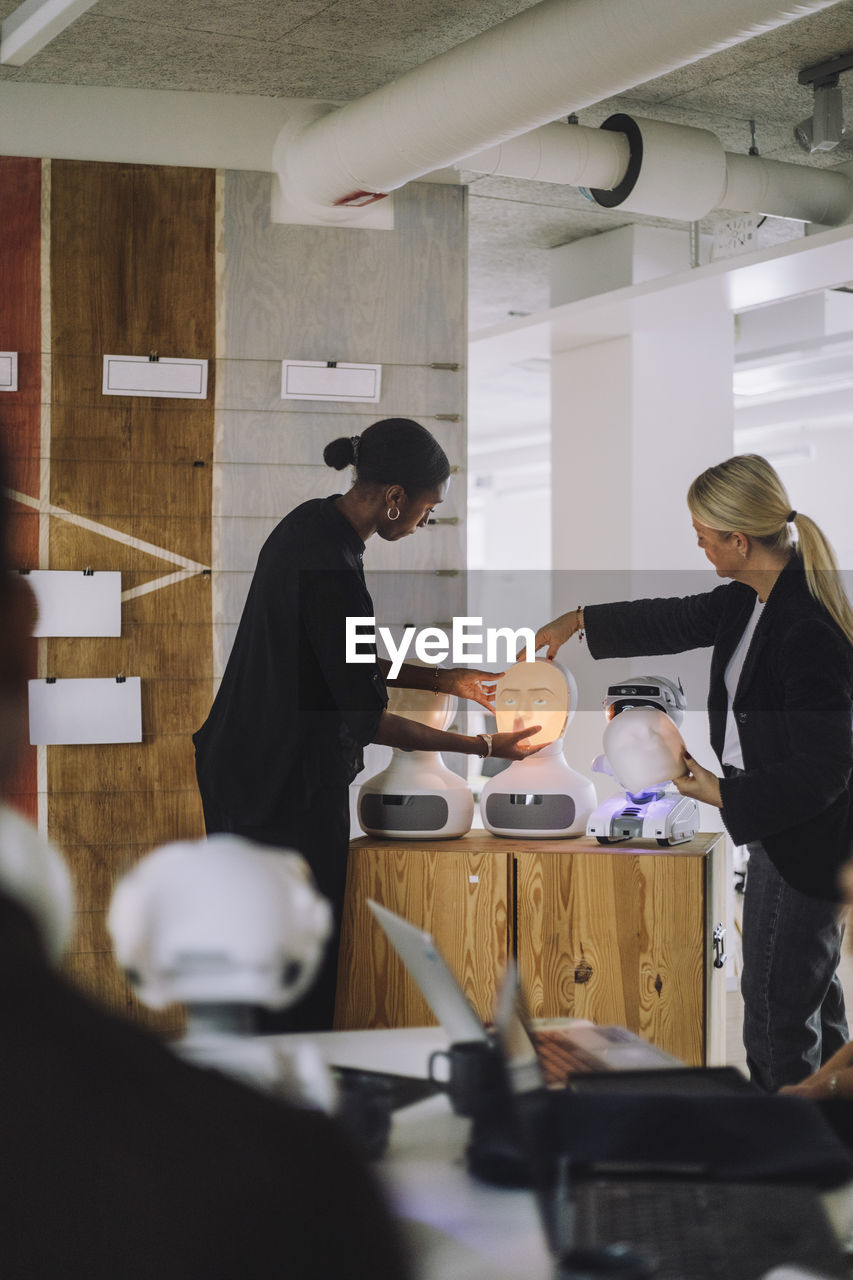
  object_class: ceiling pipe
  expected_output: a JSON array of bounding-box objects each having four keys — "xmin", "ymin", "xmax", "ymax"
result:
[
  {"xmin": 463, "ymin": 115, "xmax": 853, "ymax": 225},
  {"xmin": 274, "ymin": 0, "xmax": 844, "ymax": 221}
]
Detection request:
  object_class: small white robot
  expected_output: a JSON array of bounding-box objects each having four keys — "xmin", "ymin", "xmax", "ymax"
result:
[
  {"xmin": 586, "ymin": 675, "xmax": 699, "ymax": 847},
  {"xmin": 358, "ymin": 685, "xmax": 474, "ymax": 839},
  {"xmin": 480, "ymin": 658, "xmax": 596, "ymax": 838},
  {"xmin": 108, "ymin": 836, "xmax": 337, "ymax": 1110}
]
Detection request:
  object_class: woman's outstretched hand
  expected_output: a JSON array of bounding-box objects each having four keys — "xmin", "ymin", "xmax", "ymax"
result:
[
  {"xmin": 517, "ymin": 611, "xmax": 581, "ymax": 661},
  {"xmin": 442, "ymin": 666, "xmax": 503, "ymax": 711},
  {"xmin": 673, "ymin": 749, "xmax": 722, "ymax": 808},
  {"xmin": 490, "ymin": 725, "xmax": 544, "ymax": 760}
]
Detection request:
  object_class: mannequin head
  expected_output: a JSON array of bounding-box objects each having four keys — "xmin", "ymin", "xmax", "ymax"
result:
[
  {"xmin": 603, "ymin": 706, "xmax": 688, "ymax": 793},
  {"xmin": 494, "ymin": 658, "xmax": 574, "ymax": 748},
  {"xmin": 387, "ymin": 684, "xmax": 457, "ymax": 733}
]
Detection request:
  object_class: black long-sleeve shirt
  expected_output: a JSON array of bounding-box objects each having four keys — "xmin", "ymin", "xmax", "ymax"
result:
[{"xmin": 194, "ymin": 496, "xmax": 387, "ymax": 826}]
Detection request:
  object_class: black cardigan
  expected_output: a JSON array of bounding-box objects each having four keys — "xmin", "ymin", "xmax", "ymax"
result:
[{"xmin": 584, "ymin": 558, "xmax": 853, "ymax": 900}]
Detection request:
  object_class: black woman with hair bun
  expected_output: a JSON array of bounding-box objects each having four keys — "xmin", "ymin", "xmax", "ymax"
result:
[{"xmin": 193, "ymin": 417, "xmax": 541, "ymax": 1031}]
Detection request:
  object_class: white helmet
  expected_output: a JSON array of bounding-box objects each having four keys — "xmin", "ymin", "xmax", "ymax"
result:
[
  {"xmin": 602, "ymin": 675, "xmax": 686, "ymax": 728},
  {"xmin": 108, "ymin": 835, "xmax": 333, "ymax": 1010}
]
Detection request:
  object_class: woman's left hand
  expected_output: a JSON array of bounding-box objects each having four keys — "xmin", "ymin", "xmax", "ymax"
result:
[
  {"xmin": 673, "ymin": 749, "xmax": 723, "ymax": 808},
  {"xmin": 442, "ymin": 667, "xmax": 502, "ymax": 711}
]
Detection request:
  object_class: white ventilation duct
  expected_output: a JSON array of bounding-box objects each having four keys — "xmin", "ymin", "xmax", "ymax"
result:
[
  {"xmin": 465, "ymin": 113, "xmax": 853, "ymax": 225},
  {"xmin": 274, "ymin": 0, "xmax": 844, "ymax": 220}
]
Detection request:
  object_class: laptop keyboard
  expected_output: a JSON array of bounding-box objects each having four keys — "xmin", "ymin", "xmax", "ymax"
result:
[{"xmin": 572, "ymin": 1178, "xmax": 849, "ymax": 1280}]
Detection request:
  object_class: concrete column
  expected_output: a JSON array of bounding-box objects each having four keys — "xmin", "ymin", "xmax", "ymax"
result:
[{"xmin": 548, "ymin": 226, "xmax": 735, "ymax": 835}]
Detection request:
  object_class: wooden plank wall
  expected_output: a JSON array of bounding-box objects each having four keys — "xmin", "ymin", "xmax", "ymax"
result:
[
  {"xmin": 47, "ymin": 161, "xmax": 215, "ymax": 1029},
  {"xmin": 0, "ymin": 156, "xmax": 42, "ymax": 823},
  {"xmin": 1, "ymin": 158, "xmax": 468, "ymax": 1028}
]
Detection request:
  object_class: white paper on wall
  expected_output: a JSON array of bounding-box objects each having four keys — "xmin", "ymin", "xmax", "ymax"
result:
[
  {"xmin": 28, "ymin": 677, "xmax": 142, "ymax": 745},
  {"xmin": 281, "ymin": 360, "xmax": 382, "ymax": 403},
  {"xmin": 0, "ymin": 352, "xmax": 18, "ymax": 392},
  {"xmin": 25, "ymin": 570, "xmax": 122, "ymax": 637},
  {"xmin": 103, "ymin": 355, "xmax": 208, "ymax": 399}
]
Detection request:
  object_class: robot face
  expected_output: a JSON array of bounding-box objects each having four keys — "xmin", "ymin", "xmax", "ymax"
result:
[
  {"xmin": 387, "ymin": 685, "xmax": 457, "ymax": 732},
  {"xmin": 603, "ymin": 707, "xmax": 688, "ymax": 792},
  {"xmin": 494, "ymin": 659, "xmax": 570, "ymax": 748}
]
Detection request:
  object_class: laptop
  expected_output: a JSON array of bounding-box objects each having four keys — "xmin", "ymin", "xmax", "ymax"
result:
[
  {"xmin": 367, "ymin": 898, "xmax": 687, "ymax": 1084},
  {"xmin": 493, "ymin": 965, "xmax": 851, "ymax": 1280}
]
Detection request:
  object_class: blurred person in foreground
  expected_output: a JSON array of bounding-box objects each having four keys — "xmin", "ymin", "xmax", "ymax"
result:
[{"xmin": 0, "ymin": 443, "xmax": 410, "ymax": 1280}]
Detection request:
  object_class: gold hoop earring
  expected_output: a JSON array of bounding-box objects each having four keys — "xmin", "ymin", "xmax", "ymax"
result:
[{"xmin": 387, "ymin": 506, "xmax": 400, "ymax": 521}]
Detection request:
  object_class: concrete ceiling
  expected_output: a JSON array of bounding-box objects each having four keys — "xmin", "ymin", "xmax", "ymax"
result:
[{"xmin": 2, "ymin": 0, "xmax": 853, "ymax": 331}]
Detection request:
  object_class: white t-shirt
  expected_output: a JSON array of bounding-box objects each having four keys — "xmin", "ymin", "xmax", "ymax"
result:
[{"xmin": 722, "ymin": 594, "xmax": 765, "ymax": 770}]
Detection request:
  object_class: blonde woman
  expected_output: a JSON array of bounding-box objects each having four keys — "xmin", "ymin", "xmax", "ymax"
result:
[{"xmin": 533, "ymin": 454, "xmax": 853, "ymax": 1093}]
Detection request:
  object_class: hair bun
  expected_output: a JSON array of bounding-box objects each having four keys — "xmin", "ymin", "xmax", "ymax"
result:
[{"xmin": 323, "ymin": 437, "xmax": 356, "ymax": 470}]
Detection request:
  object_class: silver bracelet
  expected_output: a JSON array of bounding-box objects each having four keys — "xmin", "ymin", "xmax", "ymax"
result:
[
  {"xmin": 828, "ymin": 1072, "xmax": 840, "ymax": 1098},
  {"xmin": 476, "ymin": 733, "xmax": 493, "ymax": 758}
]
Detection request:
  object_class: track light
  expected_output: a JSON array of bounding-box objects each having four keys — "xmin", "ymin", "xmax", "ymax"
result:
[
  {"xmin": 794, "ymin": 52, "xmax": 853, "ymax": 155},
  {"xmin": 795, "ymin": 83, "xmax": 845, "ymax": 153}
]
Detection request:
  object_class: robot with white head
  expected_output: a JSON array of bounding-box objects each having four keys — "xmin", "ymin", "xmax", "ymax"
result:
[
  {"xmin": 108, "ymin": 836, "xmax": 337, "ymax": 1108},
  {"xmin": 479, "ymin": 658, "xmax": 595, "ymax": 838},
  {"xmin": 586, "ymin": 675, "xmax": 699, "ymax": 846},
  {"xmin": 358, "ymin": 684, "xmax": 474, "ymax": 838}
]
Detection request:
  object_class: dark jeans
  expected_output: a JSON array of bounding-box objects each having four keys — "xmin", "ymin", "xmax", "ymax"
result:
[
  {"xmin": 741, "ymin": 839, "xmax": 847, "ymax": 1092},
  {"xmin": 198, "ymin": 779, "xmax": 351, "ymax": 1034}
]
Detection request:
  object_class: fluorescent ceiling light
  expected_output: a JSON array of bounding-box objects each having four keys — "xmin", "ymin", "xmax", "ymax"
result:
[
  {"xmin": 733, "ymin": 340, "xmax": 853, "ymax": 402},
  {"xmin": 0, "ymin": 0, "xmax": 98, "ymax": 66}
]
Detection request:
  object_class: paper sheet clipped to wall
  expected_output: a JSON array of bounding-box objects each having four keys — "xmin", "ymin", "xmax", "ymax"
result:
[{"xmin": 28, "ymin": 677, "xmax": 142, "ymax": 745}]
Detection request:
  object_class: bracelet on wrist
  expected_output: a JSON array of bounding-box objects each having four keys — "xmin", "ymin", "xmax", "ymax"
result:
[
  {"xmin": 476, "ymin": 733, "xmax": 493, "ymax": 758},
  {"xmin": 576, "ymin": 605, "xmax": 585, "ymax": 644}
]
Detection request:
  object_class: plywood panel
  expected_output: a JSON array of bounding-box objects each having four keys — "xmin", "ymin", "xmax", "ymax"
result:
[
  {"xmin": 335, "ymin": 843, "xmax": 511, "ymax": 1030},
  {"xmin": 48, "ymin": 789, "xmax": 203, "ymax": 848},
  {"xmin": 47, "ymin": 622, "xmax": 211, "ymax": 677},
  {"xmin": 63, "ymin": 841, "xmax": 139, "ymax": 910},
  {"xmin": 49, "ymin": 160, "xmax": 214, "ymax": 1022},
  {"xmin": 48, "ymin": 735, "xmax": 199, "ymax": 796},
  {"xmin": 49, "ymin": 458, "xmax": 211, "ymax": 521}
]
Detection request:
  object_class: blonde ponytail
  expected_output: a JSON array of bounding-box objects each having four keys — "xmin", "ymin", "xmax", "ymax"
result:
[
  {"xmin": 688, "ymin": 453, "xmax": 853, "ymax": 646},
  {"xmin": 791, "ymin": 512, "xmax": 853, "ymax": 645}
]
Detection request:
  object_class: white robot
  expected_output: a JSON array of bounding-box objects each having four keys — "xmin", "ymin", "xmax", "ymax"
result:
[
  {"xmin": 358, "ymin": 685, "xmax": 474, "ymax": 839},
  {"xmin": 108, "ymin": 835, "xmax": 337, "ymax": 1110},
  {"xmin": 586, "ymin": 675, "xmax": 699, "ymax": 847},
  {"xmin": 479, "ymin": 658, "xmax": 596, "ymax": 838}
]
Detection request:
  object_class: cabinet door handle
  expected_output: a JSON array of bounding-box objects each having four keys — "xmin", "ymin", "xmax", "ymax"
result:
[{"xmin": 712, "ymin": 922, "xmax": 727, "ymax": 969}]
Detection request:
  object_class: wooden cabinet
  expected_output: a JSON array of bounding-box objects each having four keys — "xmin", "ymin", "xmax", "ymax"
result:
[
  {"xmin": 335, "ymin": 832, "xmax": 726, "ymax": 1067},
  {"xmin": 334, "ymin": 839, "xmax": 511, "ymax": 1031}
]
